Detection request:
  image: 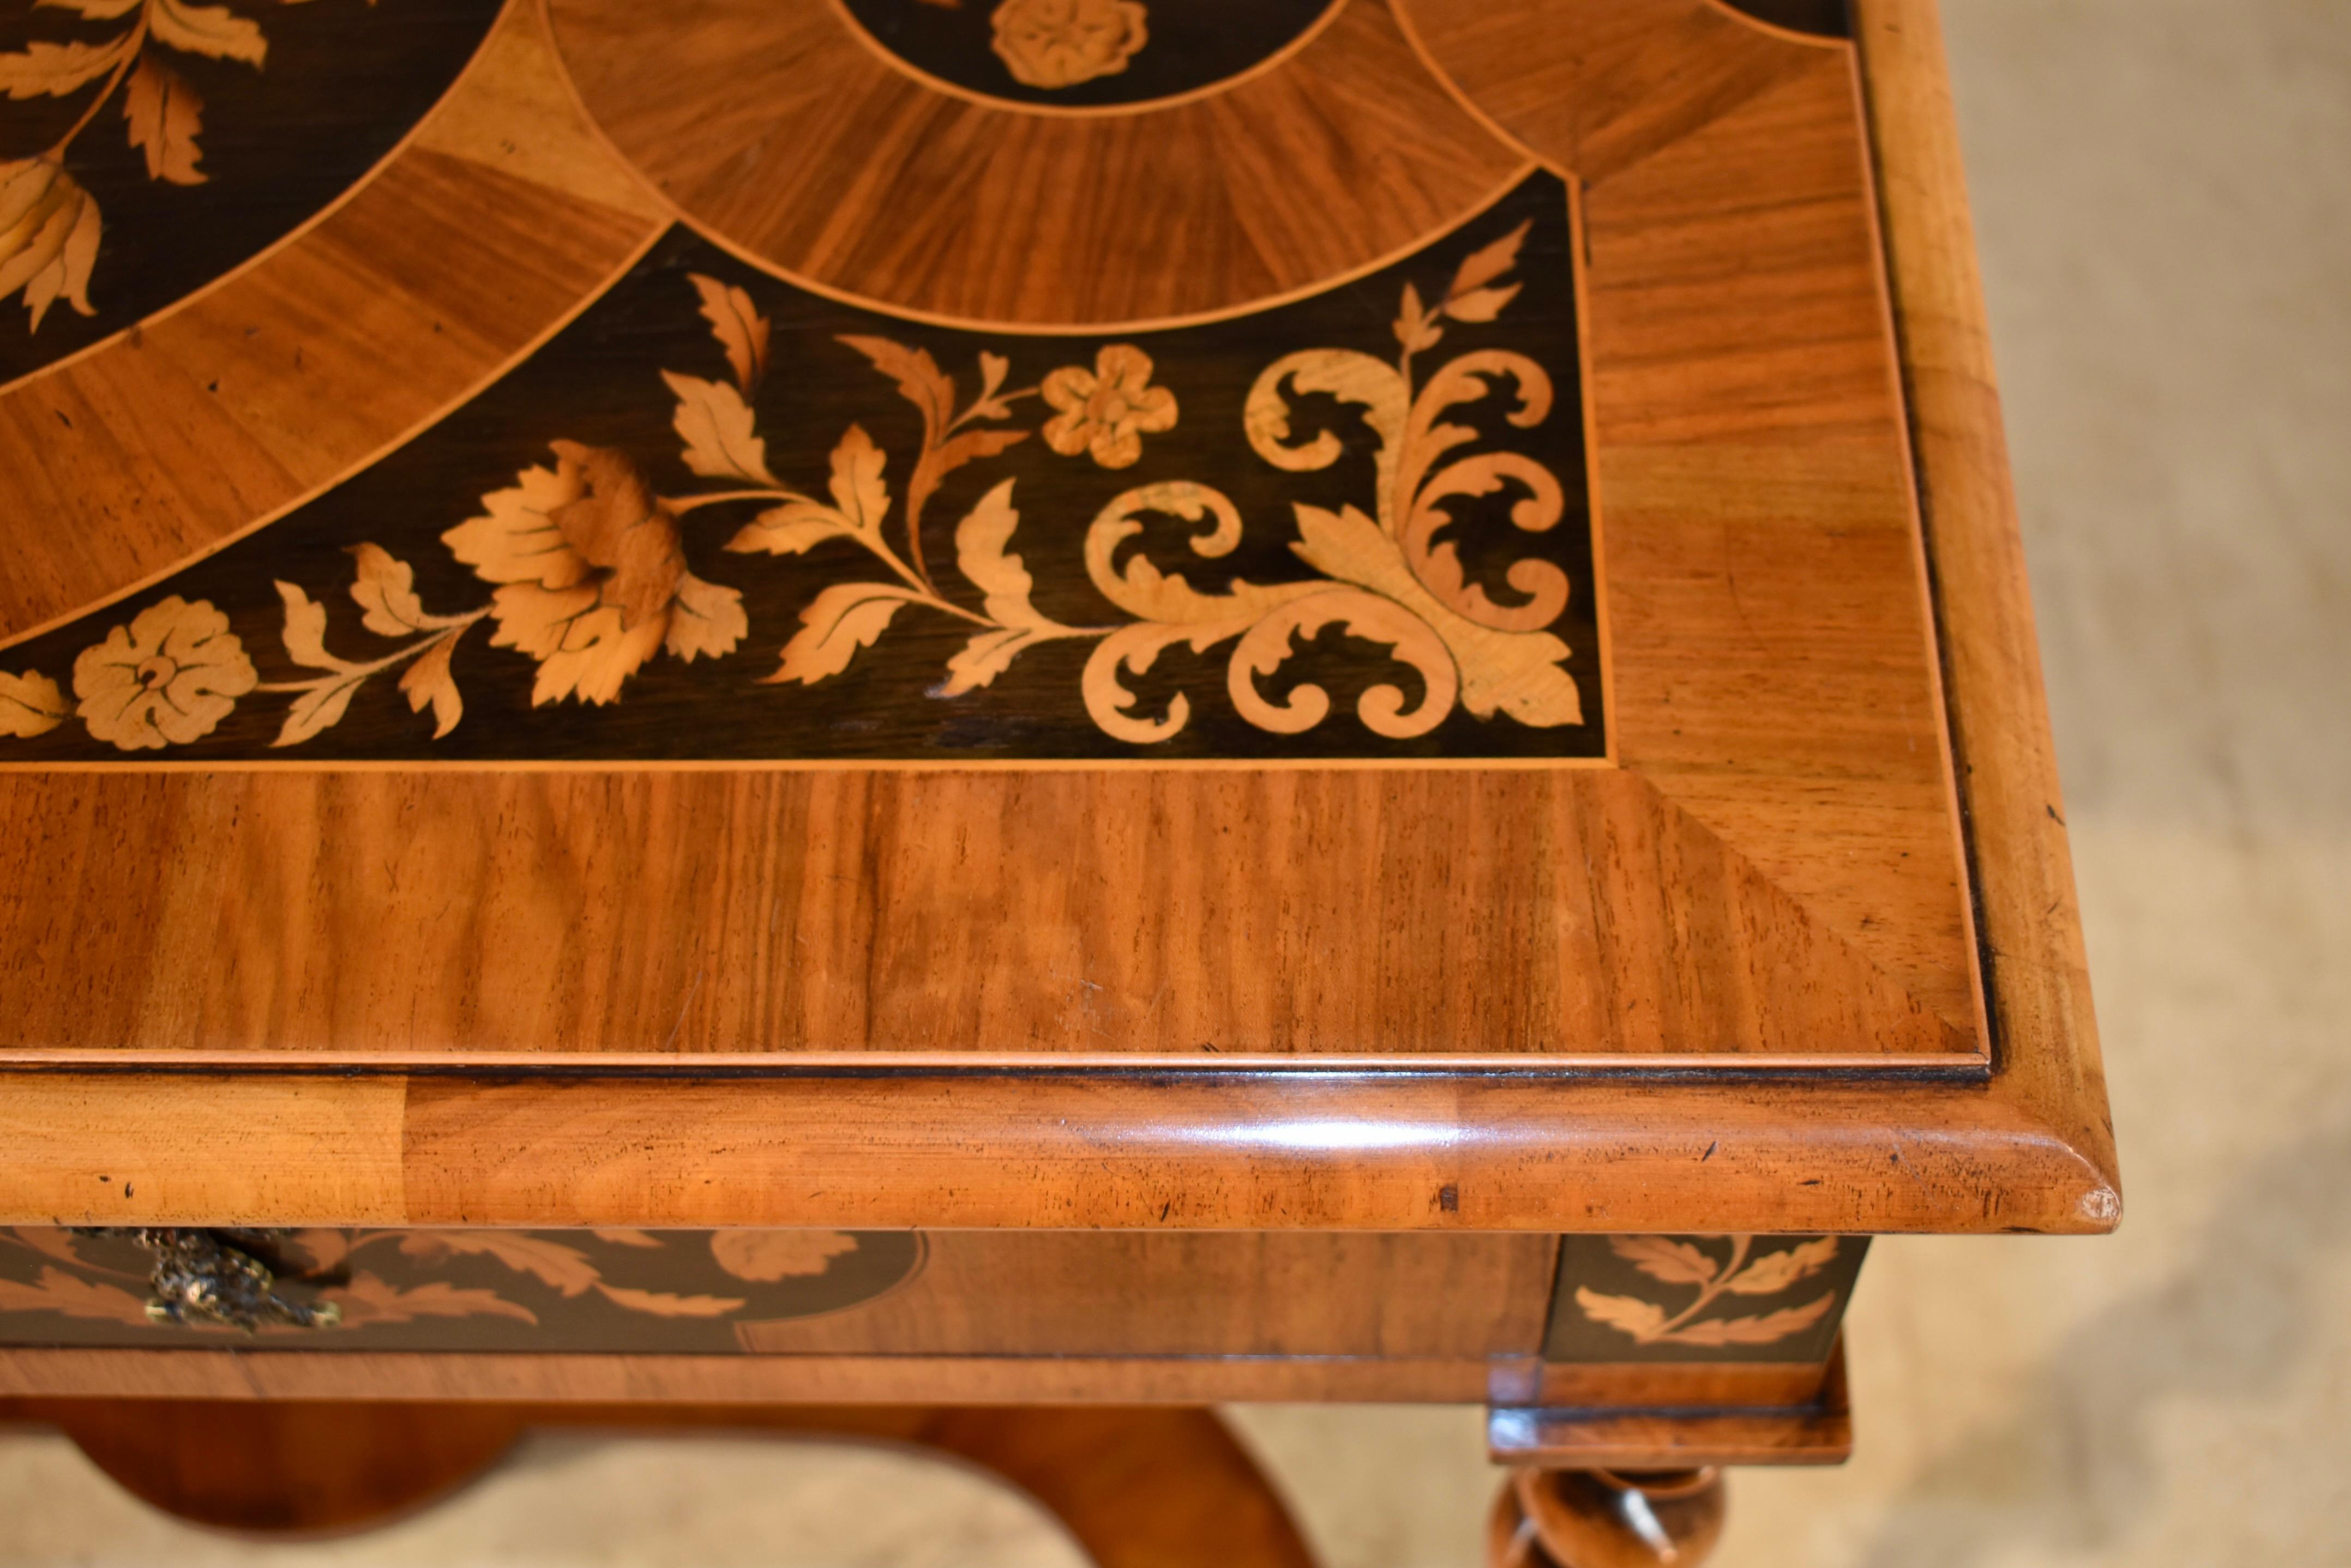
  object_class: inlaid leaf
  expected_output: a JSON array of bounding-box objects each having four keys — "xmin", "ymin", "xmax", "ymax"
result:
[
  {"xmin": 4, "ymin": 162, "xmax": 101, "ymax": 330},
  {"xmin": 825, "ymin": 424, "xmax": 889, "ymax": 537},
  {"xmin": 396, "ymin": 633, "xmax": 462, "ymax": 739},
  {"xmin": 838, "ymin": 335, "xmax": 954, "ymax": 430},
  {"xmin": 663, "ymin": 569, "xmax": 746, "ymax": 663},
  {"xmin": 444, "ymin": 463, "xmax": 589, "ymax": 590},
  {"xmin": 1441, "ymin": 284, "xmax": 1522, "ymax": 323},
  {"xmin": 594, "ymin": 1283, "xmax": 745, "ymax": 1318},
  {"xmin": 348, "ymin": 542, "xmax": 432, "ymax": 635},
  {"xmin": 939, "ymin": 481, "xmax": 1066, "ymax": 695},
  {"xmin": 1662, "ymin": 1294, "xmax": 1837, "ymax": 1348},
  {"xmin": 1574, "ymin": 1287, "xmax": 1668, "ymax": 1344},
  {"xmin": 495, "ymin": 589, "xmax": 665, "ymax": 708},
  {"xmin": 329, "ymin": 1273, "xmax": 537, "ymax": 1327},
  {"xmin": 663, "ymin": 371, "xmax": 779, "ymax": 486},
  {"xmin": 149, "ymin": 0, "xmax": 268, "ymax": 65},
  {"xmin": 273, "ymin": 669, "xmax": 368, "ymax": 747},
  {"xmin": 273, "ymin": 580, "xmax": 354, "ymax": 672},
  {"xmin": 688, "ymin": 272, "xmax": 769, "ymax": 396},
  {"xmin": 123, "ymin": 56, "xmax": 205, "ymax": 185},
  {"xmin": 708, "ymin": 1231, "xmax": 856, "ymax": 1282},
  {"xmin": 1447, "ymin": 220, "xmax": 1529, "ymax": 302},
  {"xmin": 1609, "ymin": 1235, "xmax": 1719, "ymax": 1288},
  {"xmin": 942, "ymin": 626, "xmax": 1045, "ymax": 697},
  {"xmin": 0, "ymin": 1267, "xmax": 152, "ymax": 1325},
  {"xmin": 1723, "ymin": 1237, "xmax": 1839, "ymax": 1296},
  {"xmin": 725, "ymin": 499, "xmax": 852, "ymax": 558},
  {"xmin": 1393, "ymin": 281, "xmax": 1444, "ymax": 355},
  {"xmin": 398, "ymin": 1231, "xmax": 600, "ymax": 1297},
  {"xmin": 953, "ymin": 480, "xmax": 1041, "ymax": 628},
  {"xmin": 0, "ymin": 39, "xmax": 125, "ymax": 99},
  {"xmin": 592, "ymin": 1229, "xmax": 664, "ymax": 1249},
  {"xmin": 766, "ymin": 582, "xmax": 919, "ymax": 686},
  {"xmin": 0, "ymin": 670, "xmax": 65, "ymax": 737},
  {"xmin": 930, "ymin": 426, "xmax": 1027, "ymax": 487},
  {"xmin": 970, "ymin": 349, "xmax": 1013, "ymax": 421}
]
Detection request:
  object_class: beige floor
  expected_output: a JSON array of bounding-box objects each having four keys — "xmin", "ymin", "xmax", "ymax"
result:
[{"xmin": 5, "ymin": 1, "xmax": 2347, "ymax": 1563}]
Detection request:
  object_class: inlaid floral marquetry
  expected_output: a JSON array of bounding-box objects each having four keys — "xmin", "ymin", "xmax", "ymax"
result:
[
  {"xmin": 834, "ymin": 0, "xmax": 1347, "ymax": 108},
  {"xmin": 0, "ymin": 1227, "xmax": 924, "ymax": 1352},
  {"xmin": 0, "ymin": 0, "xmax": 502, "ymax": 381},
  {"xmin": 1544, "ymin": 1235, "xmax": 1871, "ymax": 1365},
  {"xmin": 0, "ymin": 171, "xmax": 1604, "ymax": 764}
]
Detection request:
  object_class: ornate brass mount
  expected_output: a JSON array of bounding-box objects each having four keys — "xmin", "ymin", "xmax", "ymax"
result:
[{"xmin": 76, "ymin": 1228, "xmax": 342, "ymax": 1332}]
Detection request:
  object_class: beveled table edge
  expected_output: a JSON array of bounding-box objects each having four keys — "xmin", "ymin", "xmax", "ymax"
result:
[{"xmin": 0, "ymin": 0, "xmax": 2120, "ymax": 1242}]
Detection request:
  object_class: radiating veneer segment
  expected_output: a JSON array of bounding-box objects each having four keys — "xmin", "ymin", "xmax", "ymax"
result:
[
  {"xmin": 0, "ymin": 5, "xmax": 664, "ymax": 645},
  {"xmin": 547, "ymin": 0, "xmax": 1523, "ymax": 323}
]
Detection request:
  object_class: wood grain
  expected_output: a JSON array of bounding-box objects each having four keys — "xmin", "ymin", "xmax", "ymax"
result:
[
  {"xmin": 1849, "ymin": 0, "xmax": 2120, "ymax": 1209},
  {"xmin": 735, "ymin": 1231, "xmax": 1555, "ymax": 1358},
  {"xmin": 0, "ymin": 2, "xmax": 664, "ymax": 646},
  {"xmin": 547, "ymin": 0, "xmax": 1524, "ymax": 324},
  {"xmin": 0, "ymin": 1347, "xmax": 1501, "ymax": 1402},
  {"xmin": 0, "ymin": 1069, "xmax": 2114, "ymax": 1233},
  {"xmin": 1430, "ymin": 0, "xmax": 1984, "ymax": 1038},
  {"xmin": 0, "ymin": 769, "xmax": 1965, "ymax": 1058},
  {"xmin": 0, "ymin": 0, "xmax": 2117, "ymax": 1239},
  {"xmin": 1490, "ymin": 1343, "xmax": 1852, "ymax": 1467}
]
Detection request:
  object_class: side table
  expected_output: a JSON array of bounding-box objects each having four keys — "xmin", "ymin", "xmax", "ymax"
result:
[{"xmin": 0, "ymin": 1, "xmax": 2118, "ymax": 1562}]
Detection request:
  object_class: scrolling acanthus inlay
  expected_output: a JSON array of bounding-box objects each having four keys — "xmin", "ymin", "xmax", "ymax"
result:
[{"xmin": 0, "ymin": 220, "xmax": 1584, "ymax": 753}]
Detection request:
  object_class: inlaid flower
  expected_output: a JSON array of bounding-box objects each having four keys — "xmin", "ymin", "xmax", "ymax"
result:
[
  {"xmin": 990, "ymin": 0, "xmax": 1149, "ymax": 90},
  {"xmin": 1042, "ymin": 344, "xmax": 1177, "ymax": 469},
  {"xmin": 443, "ymin": 440, "xmax": 745, "ymax": 706},
  {"xmin": 73, "ymin": 596, "xmax": 256, "ymax": 751},
  {"xmin": 0, "ymin": 160, "xmax": 101, "ymax": 333}
]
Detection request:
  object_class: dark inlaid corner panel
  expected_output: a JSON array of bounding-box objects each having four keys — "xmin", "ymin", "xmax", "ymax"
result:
[
  {"xmin": 0, "ymin": 171, "xmax": 1604, "ymax": 765},
  {"xmin": 0, "ymin": 0, "xmax": 504, "ymax": 382},
  {"xmin": 1546, "ymin": 1235, "xmax": 1869, "ymax": 1365}
]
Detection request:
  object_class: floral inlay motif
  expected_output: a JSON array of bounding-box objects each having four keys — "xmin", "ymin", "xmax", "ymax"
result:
[
  {"xmin": 0, "ymin": 1226, "xmax": 888, "ymax": 1335},
  {"xmin": 0, "ymin": 0, "xmax": 376, "ymax": 332},
  {"xmin": 1576, "ymin": 1237, "xmax": 1842, "ymax": 1349},
  {"xmin": 989, "ymin": 0, "xmax": 1148, "ymax": 89},
  {"xmin": 1043, "ymin": 343, "xmax": 1177, "ymax": 470},
  {"xmin": 71, "ymin": 595, "xmax": 256, "ymax": 750},
  {"xmin": 0, "ymin": 204, "xmax": 1590, "ymax": 755}
]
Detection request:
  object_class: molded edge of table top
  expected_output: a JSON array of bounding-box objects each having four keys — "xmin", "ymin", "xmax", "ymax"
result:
[{"xmin": 0, "ymin": 0, "xmax": 2119, "ymax": 1240}]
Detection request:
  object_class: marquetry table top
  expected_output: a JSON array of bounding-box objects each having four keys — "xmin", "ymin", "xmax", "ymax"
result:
[{"xmin": 0, "ymin": 0, "xmax": 2118, "ymax": 1238}]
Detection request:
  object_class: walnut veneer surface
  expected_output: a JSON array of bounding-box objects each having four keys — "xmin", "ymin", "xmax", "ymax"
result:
[{"xmin": 0, "ymin": 0, "xmax": 2117, "ymax": 1237}]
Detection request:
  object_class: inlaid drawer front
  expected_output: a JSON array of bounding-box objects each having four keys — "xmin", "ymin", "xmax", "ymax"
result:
[
  {"xmin": 0, "ymin": 1227, "xmax": 922, "ymax": 1352},
  {"xmin": 0, "ymin": 1228, "xmax": 1558, "ymax": 1359},
  {"xmin": 1544, "ymin": 1235, "xmax": 1869, "ymax": 1366}
]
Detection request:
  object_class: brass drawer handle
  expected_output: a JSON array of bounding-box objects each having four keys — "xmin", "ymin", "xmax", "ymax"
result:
[{"xmin": 77, "ymin": 1229, "xmax": 342, "ymax": 1333}]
